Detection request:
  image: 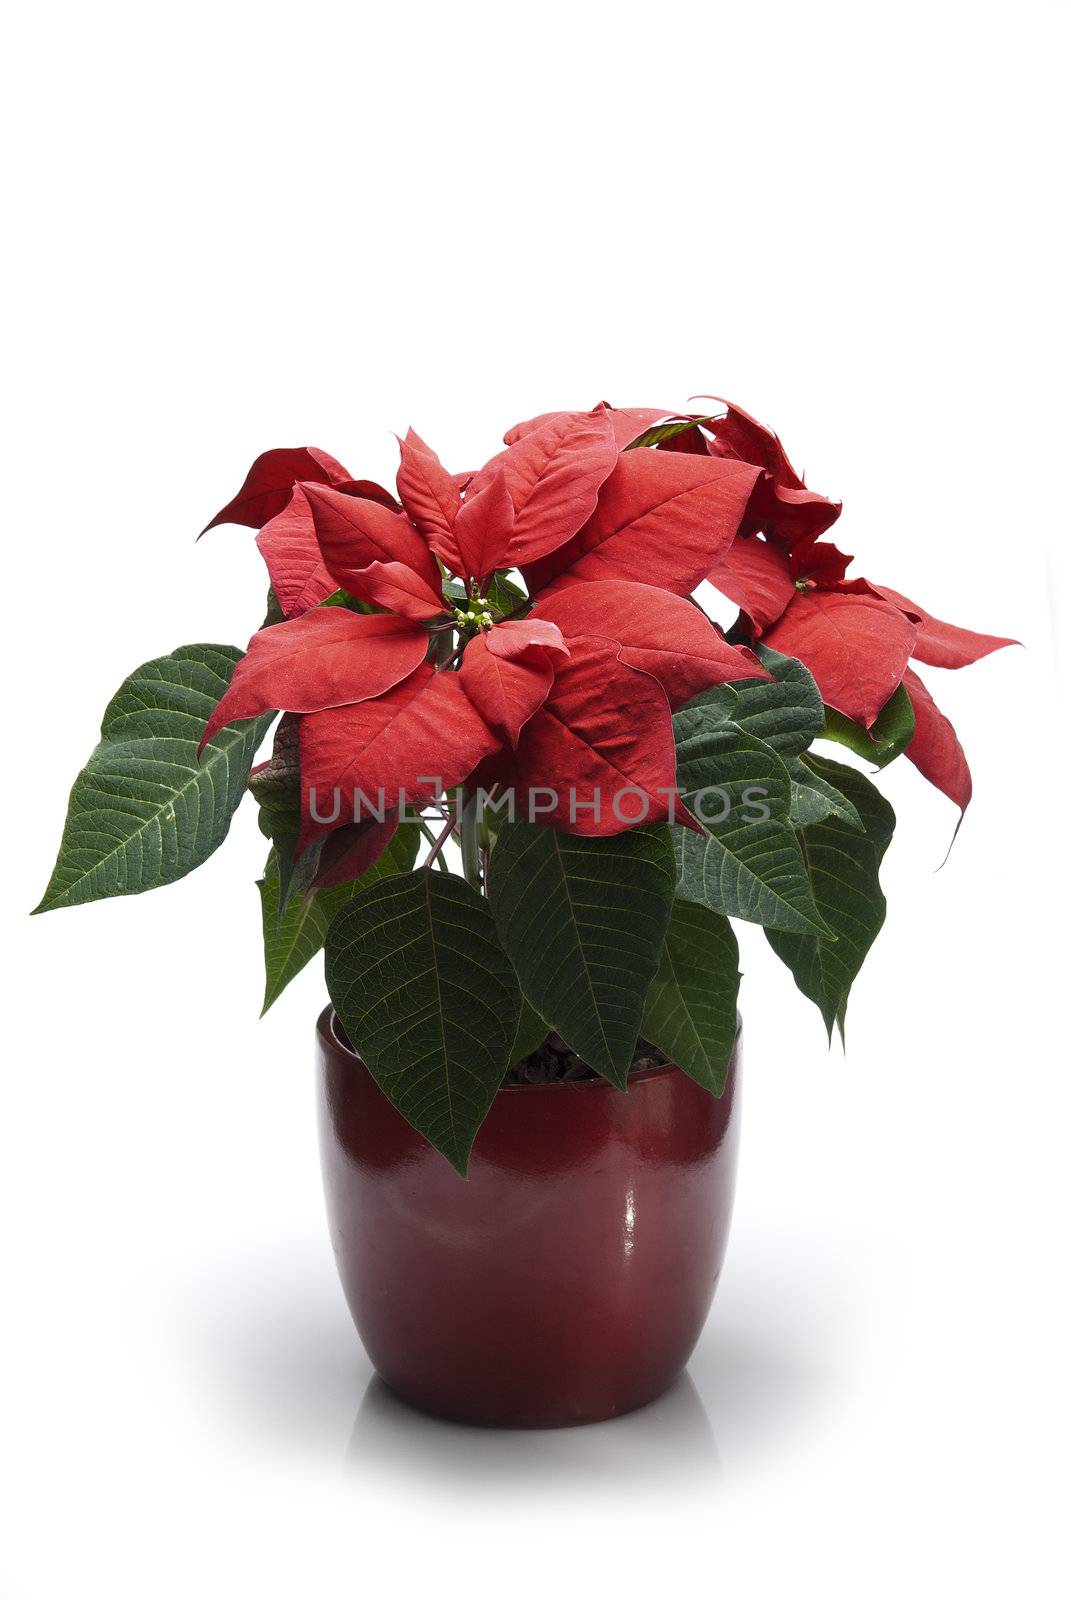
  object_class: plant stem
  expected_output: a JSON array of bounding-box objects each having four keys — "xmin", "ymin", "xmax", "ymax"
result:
[
  {"xmin": 459, "ymin": 790, "xmax": 482, "ymax": 892},
  {"xmin": 423, "ymin": 815, "xmax": 458, "ymax": 870},
  {"xmin": 416, "ymin": 818, "xmax": 451, "ymax": 870}
]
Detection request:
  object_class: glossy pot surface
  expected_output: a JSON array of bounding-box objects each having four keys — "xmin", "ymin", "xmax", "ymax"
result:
[{"xmin": 317, "ymin": 1006, "xmax": 740, "ymax": 1428}]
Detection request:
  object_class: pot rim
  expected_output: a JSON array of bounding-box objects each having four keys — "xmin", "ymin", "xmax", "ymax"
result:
[{"xmin": 320, "ymin": 1006, "xmax": 739, "ymax": 1094}]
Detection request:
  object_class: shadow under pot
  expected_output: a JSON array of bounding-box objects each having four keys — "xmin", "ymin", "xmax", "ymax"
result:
[{"xmin": 316, "ymin": 1006, "xmax": 740, "ymax": 1429}]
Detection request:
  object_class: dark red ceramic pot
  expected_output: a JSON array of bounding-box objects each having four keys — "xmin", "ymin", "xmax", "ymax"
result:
[{"xmin": 317, "ymin": 1006, "xmax": 740, "ymax": 1428}]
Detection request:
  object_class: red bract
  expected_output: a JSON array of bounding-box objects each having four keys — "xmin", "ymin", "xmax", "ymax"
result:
[
  {"xmin": 503, "ymin": 405, "xmax": 668, "ymax": 451},
  {"xmin": 303, "ymin": 483, "xmax": 443, "ymax": 598},
  {"xmin": 901, "ymin": 668, "xmax": 972, "ymax": 814},
  {"xmin": 205, "ymin": 446, "xmax": 401, "ymax": 620},
  {"xmin": 702, "ymin": 401, "xmax": 842, "ymax": 544},
  {"xmin": 310, "ymin": 814, "xmax": 401, "ymax": 889},
  {"xmin": 255, "ymin": 487, "xmax": 338, "ymax": 617},
  {"xmin": 870, "ymin": 584, "xmax": 1016, "ymax": 670},
  {"xmin": 765, "ymin": 587, "xmax": 917, "ymax": 729},
  {"xmin": 449, "ymin": 472, "xmax": 515, "ymax": 586},
  {"xmin": 458, "ymin": 618, "xmax": 571, "ymax": 749},
  {"xmin": 524, "ymin": 449, "xmax": 762, "ymax": 596},
  {"xmin": 395, "ymin": 429, "xmax": 462, "ymax": 560},
  {"xmin": 485, "ymin": 618, "xmax": 570, "ymax": 658},
  {"xmin": 202, "ymin": 446, "xmax": 351, "ymax": 532},
  {"xmin": 705, "ymin": 534, "xmax": 796, "ymax": 633},
  {"xmin": 470, "ymin": 407, "xmax": 619, "ymax": 564},
  {"xmin": 459, "ymin": 635, "xmax": 559, "ymax": 750},
  {"xmin": 199, "ymin": 611, "xmax": 429, "ymax": 753},
  {"xmin": 533, "ymin": 579, "xmax": 765, "ymax": 709}
]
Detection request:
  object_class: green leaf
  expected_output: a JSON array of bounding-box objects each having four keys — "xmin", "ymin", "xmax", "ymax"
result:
[
  {"xmin": 821, "ymin": 682, "xmax": 915, "ymax": 769},
  {"xmin": 257, "ymin": 825, "xmax": 419, "ymax": 1014},
  {"xmin": 319, "ymin": 588, "xmax": 384, "ymax": 615},
  {"xmin": 624, "ymin": 415, "xmax": 718, "ymax": 450},
  {"xmin": 728, "ymin": 645, "xmax": 826, "ymax": 757},
  {"xmin": 673, "ymin": 708, "xmax": 830, "ymax": 935},
  {"xmin": 275, "ymin": 585, "xmax": 382, "ymax": 621},
  {"xmin": 482, "ymin": 570, "xmax": 528, "ymax": 615},
  {"xmin": 325, "ymin": 870, "xmax": 522, "ymax": 1174},
  {"xmin": 444, "ymin": 570, "xmax": 528, "ymax": 617},
  {"xmin": 685, "ymin": 644, "xmax": 824, "ymax": 759},
  {"xmin": 641, "ymin": 900, "xmax": 740, "ymax": 1095},
  {"xmin": 258, "ymin": 853, "xmax": 352, "ymax": 1015},
  {"xmin": 35, "ymin": 645, "xmax": 271, "ymax": 913},
  {"xmin": 767, "ymin": 757, "xmax": 896, "ymax": 1040},
  {"xmin": 509, "ymin": 998, "xmax": 550, "ymax": 1067},
  {"xmin": 247, "ymin": 714, "xmax": 322, "ymax": 914},
  {"xmin": 488, "ymin": 821, "xmax": 677, "ymax": 1087},
  {"xmin": 788, "ymin": 756, "xmax": 864, "ymax": 831},
  {"xmin": 272, "ymin": 832, "xmax": 323, "ymax": 915}
]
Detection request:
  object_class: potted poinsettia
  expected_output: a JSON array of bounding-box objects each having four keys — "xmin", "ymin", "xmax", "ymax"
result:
[{"xmin": 36, "ymin": 400, "xmax": 1013, "ymax": 1428}]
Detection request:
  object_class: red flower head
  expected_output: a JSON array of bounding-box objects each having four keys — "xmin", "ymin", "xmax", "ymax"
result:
[
  {"xmin": 704, "ymin": 413, "xmax": 1016, "ymax": 813},
  {"xmin": 201, "ymin": 404, "xmax": 767, "ymax": 862},
  {"xmin": 202, "ymin": 399, "xmax": 1015, "ymax": 847}
]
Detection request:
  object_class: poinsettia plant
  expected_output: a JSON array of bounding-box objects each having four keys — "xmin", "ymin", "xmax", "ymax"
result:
[{"xmin": 36, "ymin": 400, "xmax": 1014, "ymax": 1171}]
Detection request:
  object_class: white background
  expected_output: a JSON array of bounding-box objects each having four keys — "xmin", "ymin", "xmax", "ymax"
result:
[{"xmin": 3, "ymin": 2, "xmax": 1069, "ymax": 1595}]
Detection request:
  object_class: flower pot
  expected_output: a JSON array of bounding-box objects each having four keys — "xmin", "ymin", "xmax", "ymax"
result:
[{"xmin": 316, "ymin": 1006, "xmax": 741, "ymax": 1428}]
